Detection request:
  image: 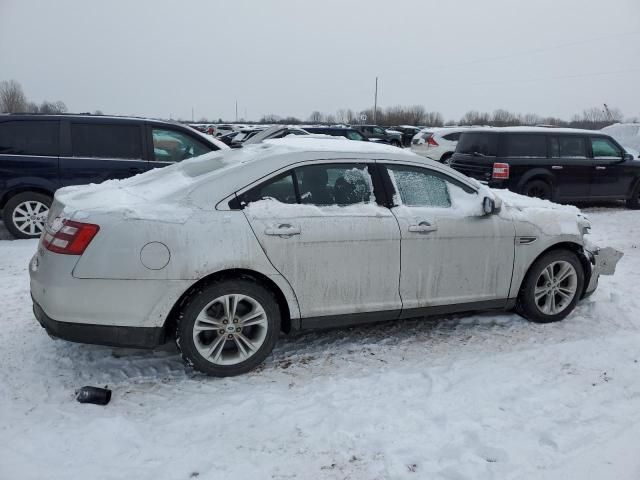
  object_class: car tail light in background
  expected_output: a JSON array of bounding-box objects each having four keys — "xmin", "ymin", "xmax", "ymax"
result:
[
  {"xmin": 492, "ymin": 162, "xmax": 510, "ymax": 180},
  {"xmin": 427, "ymin": 135, "xmax": 439, "ymax": 146},
  {"xmin": 42, "ymin": 220, "xmax": 100, "ymax": 255}
]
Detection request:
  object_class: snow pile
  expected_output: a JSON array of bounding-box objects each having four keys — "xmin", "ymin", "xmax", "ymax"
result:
[
  {"xmin": 601, "ymin": 123, "xmax": 640, "ymax": 157},
  {"xmin": 53, "ymin": 147, "xmax": 268, "ymax": 222}
]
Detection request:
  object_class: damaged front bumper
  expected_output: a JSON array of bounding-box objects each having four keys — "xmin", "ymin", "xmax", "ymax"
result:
[{"xmin": 583, "ymin": 242, "xmax": 624, "ymax": 297}]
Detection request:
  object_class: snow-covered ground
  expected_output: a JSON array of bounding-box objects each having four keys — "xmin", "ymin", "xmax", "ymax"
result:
[{"xmin": 1, "ymin": 206, "xmax": 640, "ymax": 480}]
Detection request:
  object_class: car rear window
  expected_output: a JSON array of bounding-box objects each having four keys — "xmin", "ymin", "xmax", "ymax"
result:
[
  {"xmin": 0, "ymin": 120, "xmax": 59, "ymax": 156},
  {"xmin": 456, "ymin": 133, "xmax": 497, "ymax": 156},
  {"xmin": 442, "ymin": 132, "xmax": 462, "ymax": 142},
  {"xmin": 71, "ymin": 123, "xmax": 142, "ymax": 159},
  {"xmin": 502, "ymin": 134, "xmax": 547, "ymax": 157}
]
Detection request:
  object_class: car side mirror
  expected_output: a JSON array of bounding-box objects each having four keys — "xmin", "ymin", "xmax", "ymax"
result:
[
  {"xmin": 623, "ymin": 153, "xmax": 634, "ymax": 162},
  {"xmin": 482, "ymin": 196, "xmax": 501, "ymax": 215}
]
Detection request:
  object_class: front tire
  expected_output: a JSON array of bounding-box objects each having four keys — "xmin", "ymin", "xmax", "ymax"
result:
[
  {"xmin": 3, "ymin": 192, "xmax": 52, "ymax": 239},
  {"xmin": 176, "ymin": 279, "xmax": 281, "ymax": 376},
  {"xmin": 517, "ymin": 250, "xmax": 584, "ymax": 323}
]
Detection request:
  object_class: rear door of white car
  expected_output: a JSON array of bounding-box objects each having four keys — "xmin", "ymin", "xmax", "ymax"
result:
[
  {"xmin": 382, "ymin": 163, "xmax": 515, "ymax": 315},
  {"xmin": 240, "ymin": 161, "xmax": 402, "ymax": 323}
]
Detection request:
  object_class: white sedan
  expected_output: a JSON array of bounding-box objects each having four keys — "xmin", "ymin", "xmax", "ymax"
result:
[{"xmin": 29, "ymin": 138, "xmax": 621, "ymax": 376}]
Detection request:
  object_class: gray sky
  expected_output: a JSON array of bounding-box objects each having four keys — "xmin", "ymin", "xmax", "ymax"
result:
[{"xmin": 1, "ymin": 0, "xmax": 639, "ymax": 122}]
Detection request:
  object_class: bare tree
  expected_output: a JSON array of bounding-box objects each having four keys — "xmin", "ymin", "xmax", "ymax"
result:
[
  {"xmin": 0, "ymin": 79, "xmax": 27, "ymax": 113},
  {"xmin": 38, "ymin": 100, "xmax": 68, "ymax": 114},
  {"xmin": 308, "ymin": 111, "xmax": 324, "ymax": 123}
]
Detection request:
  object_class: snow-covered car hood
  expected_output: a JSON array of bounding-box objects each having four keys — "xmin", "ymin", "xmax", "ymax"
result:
[{"xmin": 493, "ymin": 189, "xmax": 588, "ymax": 237}]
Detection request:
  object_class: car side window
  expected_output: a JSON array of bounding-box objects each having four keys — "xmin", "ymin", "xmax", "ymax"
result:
[
  {"xmin": 373, "ymin": 127, "xmax": 385, "ymax": 135},
  {"xmin": 239, "ymin": 173, "xmax": 297, "ymax": 206},
  {"xmin": 346, "ymin": 130, "xmax": 365, "ymax": 141},
  {"xmin": 503, "ymin": 134, "xmax": 547, "ymax": 158},
  {"xmin": 387, "ymin": 165, "xmax": 451, "ymax": 208},
  {"xmin": 0, "ymin": 120, "xmax": 59, "ymax": 156},
  {"xmin": 558, "ymin": 136, "xmax": 586, "ymax": 158},
  {"xmin": 152, "ymin": 128, "xmax": 211, "ymax": 162},
  {"xmin": 295, "ymin": 164, "xmax": 374, "ymax": 206},
  {"xmin": 71, "ymin": 123, "xmax": 142, "ymax": 159},
  {"xmin": 549, "ymin": 137, "xmax": 560, "ymax": 157},
  {"xmin": 591, "ymin": 137, "xmax": 622, "ymax": 158}
]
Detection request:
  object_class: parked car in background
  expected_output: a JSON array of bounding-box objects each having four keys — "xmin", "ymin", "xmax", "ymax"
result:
[
  {"xmin": 0, "ymin": 114, "xmax": 227, "ymax": 238},
  {"xmin": 352, "ymin": 125, "xmax": 403, "ymax": 147},
  {"xmin": 411, "ymin": 127, "xmax": 471, "ymax": 164},
  {"xmin": 30, "ymin": 137, "xmax": 621, "ymax": 376},
  {"xmin": 449, "ymin": 127, "xmax": 640, "ymax": 207},
  {"xmin": 390, "ymin": 126, "xmax": 422, "ymax": 147},
  {"xmin": 302, "ymin": 126, "xmax": 368, "ymax": 141},
  {"xmin": 214, "ymin": 124, "xmax": 238, "ymax": 137},
  {"xmin": 242, "ymin": 125, "xmax": 309, "ymax": 145}
]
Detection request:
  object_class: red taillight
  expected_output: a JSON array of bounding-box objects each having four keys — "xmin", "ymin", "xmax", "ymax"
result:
[
  {"xmin": 427, "ymin": 135, "xmax": 439, "ymax": 146},
  {"xmin": 42, "ymin": 220, "xmax": 100, "ymax": 255},
  {"xmin": 492, "ymin": 162, "xmax": 510, "ymax": 180}
]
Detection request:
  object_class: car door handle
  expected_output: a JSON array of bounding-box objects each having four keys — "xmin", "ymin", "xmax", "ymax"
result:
[
  {"xmin": 551, "ymin": 165, "xmax": 563, "ymax": 170},
  {"xmin": 408, "ymin": 221, "xmax": 437, "ymax": 233},
  {"xmin": 595, "ymin": 166, "xmax": 607, "ymax": 170},
  {"xmin": 264, "ymin": 224, "xmax": 301, "ymax": 236}
]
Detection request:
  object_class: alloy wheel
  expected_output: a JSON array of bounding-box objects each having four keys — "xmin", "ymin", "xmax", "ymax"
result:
[
  {"xmin": 192, "ymin": 293, "xmax": 269, "ymax": 366},
  {"xmin": 12, "ymin": 200, "xmax": 49, "ymax": 236},
  {"xmin": 534, "ymin": 260, "xmax": 578, "ymax": 315}
]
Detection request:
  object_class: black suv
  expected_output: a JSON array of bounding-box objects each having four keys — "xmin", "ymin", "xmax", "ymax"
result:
[
  {"xmin": 0, "ymin": 114, "xmax": 223, "ymax": 238},
  {"xmin": 450, "ymin": 127, "xmax": 640, "ymax": 208},
  {"xmin": 352, "ymin": 125, "xmax": 403, "ymax": 147}
]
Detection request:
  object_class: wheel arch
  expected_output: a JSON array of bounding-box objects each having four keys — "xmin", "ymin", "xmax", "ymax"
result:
[
  {"xmin": 162, "ymin": 268, "xmax": 297, "ymax": 341},
  {"xmin": 515, "ymin": 169, "xmax": 555, "ymax": 194},
  {"xmin": 1, "ymin": 186, "xmax": 55, "ymax": 209},
  {"xmin": 516, "ymin": 241, "xmax": 592, "ymax": 298}
]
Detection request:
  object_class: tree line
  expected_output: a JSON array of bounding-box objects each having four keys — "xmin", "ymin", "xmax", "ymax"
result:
[
  {"xmin": 257, "ymin": 105, "xmax": 629, "ymax": 131},
  {"xmin": 0, "ymin": 80, "xmax": 71, "ymax": 114},
  {"xmin": 1, "ymin": 78, "xmax": 631, "ymax": 130}
]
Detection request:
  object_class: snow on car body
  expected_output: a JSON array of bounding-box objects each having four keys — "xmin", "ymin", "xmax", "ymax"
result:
[{"xmin": 29, "ymin": 137, "xmax": 621, "ymax": 376}]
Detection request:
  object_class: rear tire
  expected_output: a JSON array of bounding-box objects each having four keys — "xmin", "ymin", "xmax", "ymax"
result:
[
  {"xmin": 390, "ymin": 140, "xmax": 402, "ymax": 148},
  {"xmin": 627, "ymin": 181, "xmax": 640, "ymax": 209},
  {"xmin": 176, "ymin": 278, "xmax": 281, "ymax": 377},
  {"xmin": 3, "ymin": 192, "xmax": 52, "ymax": 239},
  {"xmin": 522, "ymin": 179, "xmax": 552, "ymax": 200},
  {"xmin": 517, "ymin": 249, "xmax": 584, "ymax": 323},
  {"xmin": 440, "ymin": 153, "xmax": 453, "ymax": 165}
]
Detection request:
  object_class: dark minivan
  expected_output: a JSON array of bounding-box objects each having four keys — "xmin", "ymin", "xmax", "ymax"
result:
[
  {"xmin": 450, "ymin": 127, "xmax": 640, "ymax": 208},
  {"xmin": 0, "ymin": 114, "xmax": 224, "ymax": 238}
]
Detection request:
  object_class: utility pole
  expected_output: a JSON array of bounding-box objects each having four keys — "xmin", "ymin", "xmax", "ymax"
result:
[
  {"xmin": 373, "ymin": 76, "xmax": 378, "ymax": 124},
  {"xmin": 191, "ymin": 107, "xmax": 194, "ymax": 122},
  {"xmin": 235, "ymin": 100, "xmax": 238, "ymax": 123}
]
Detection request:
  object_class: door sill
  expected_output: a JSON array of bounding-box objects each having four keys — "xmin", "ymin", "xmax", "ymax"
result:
[{"xmin": 300, "ymin": 299, "xmax": 514, "ymax": 330}]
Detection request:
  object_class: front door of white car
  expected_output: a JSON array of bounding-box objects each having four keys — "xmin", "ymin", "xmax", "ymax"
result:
[
  {"xmin": 242, "ymin": 162, "xmax": 402, "ymax": 320},
  {"xmin": 384, "ymin": 164, "xmax": 515, "ymax": 312}
]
